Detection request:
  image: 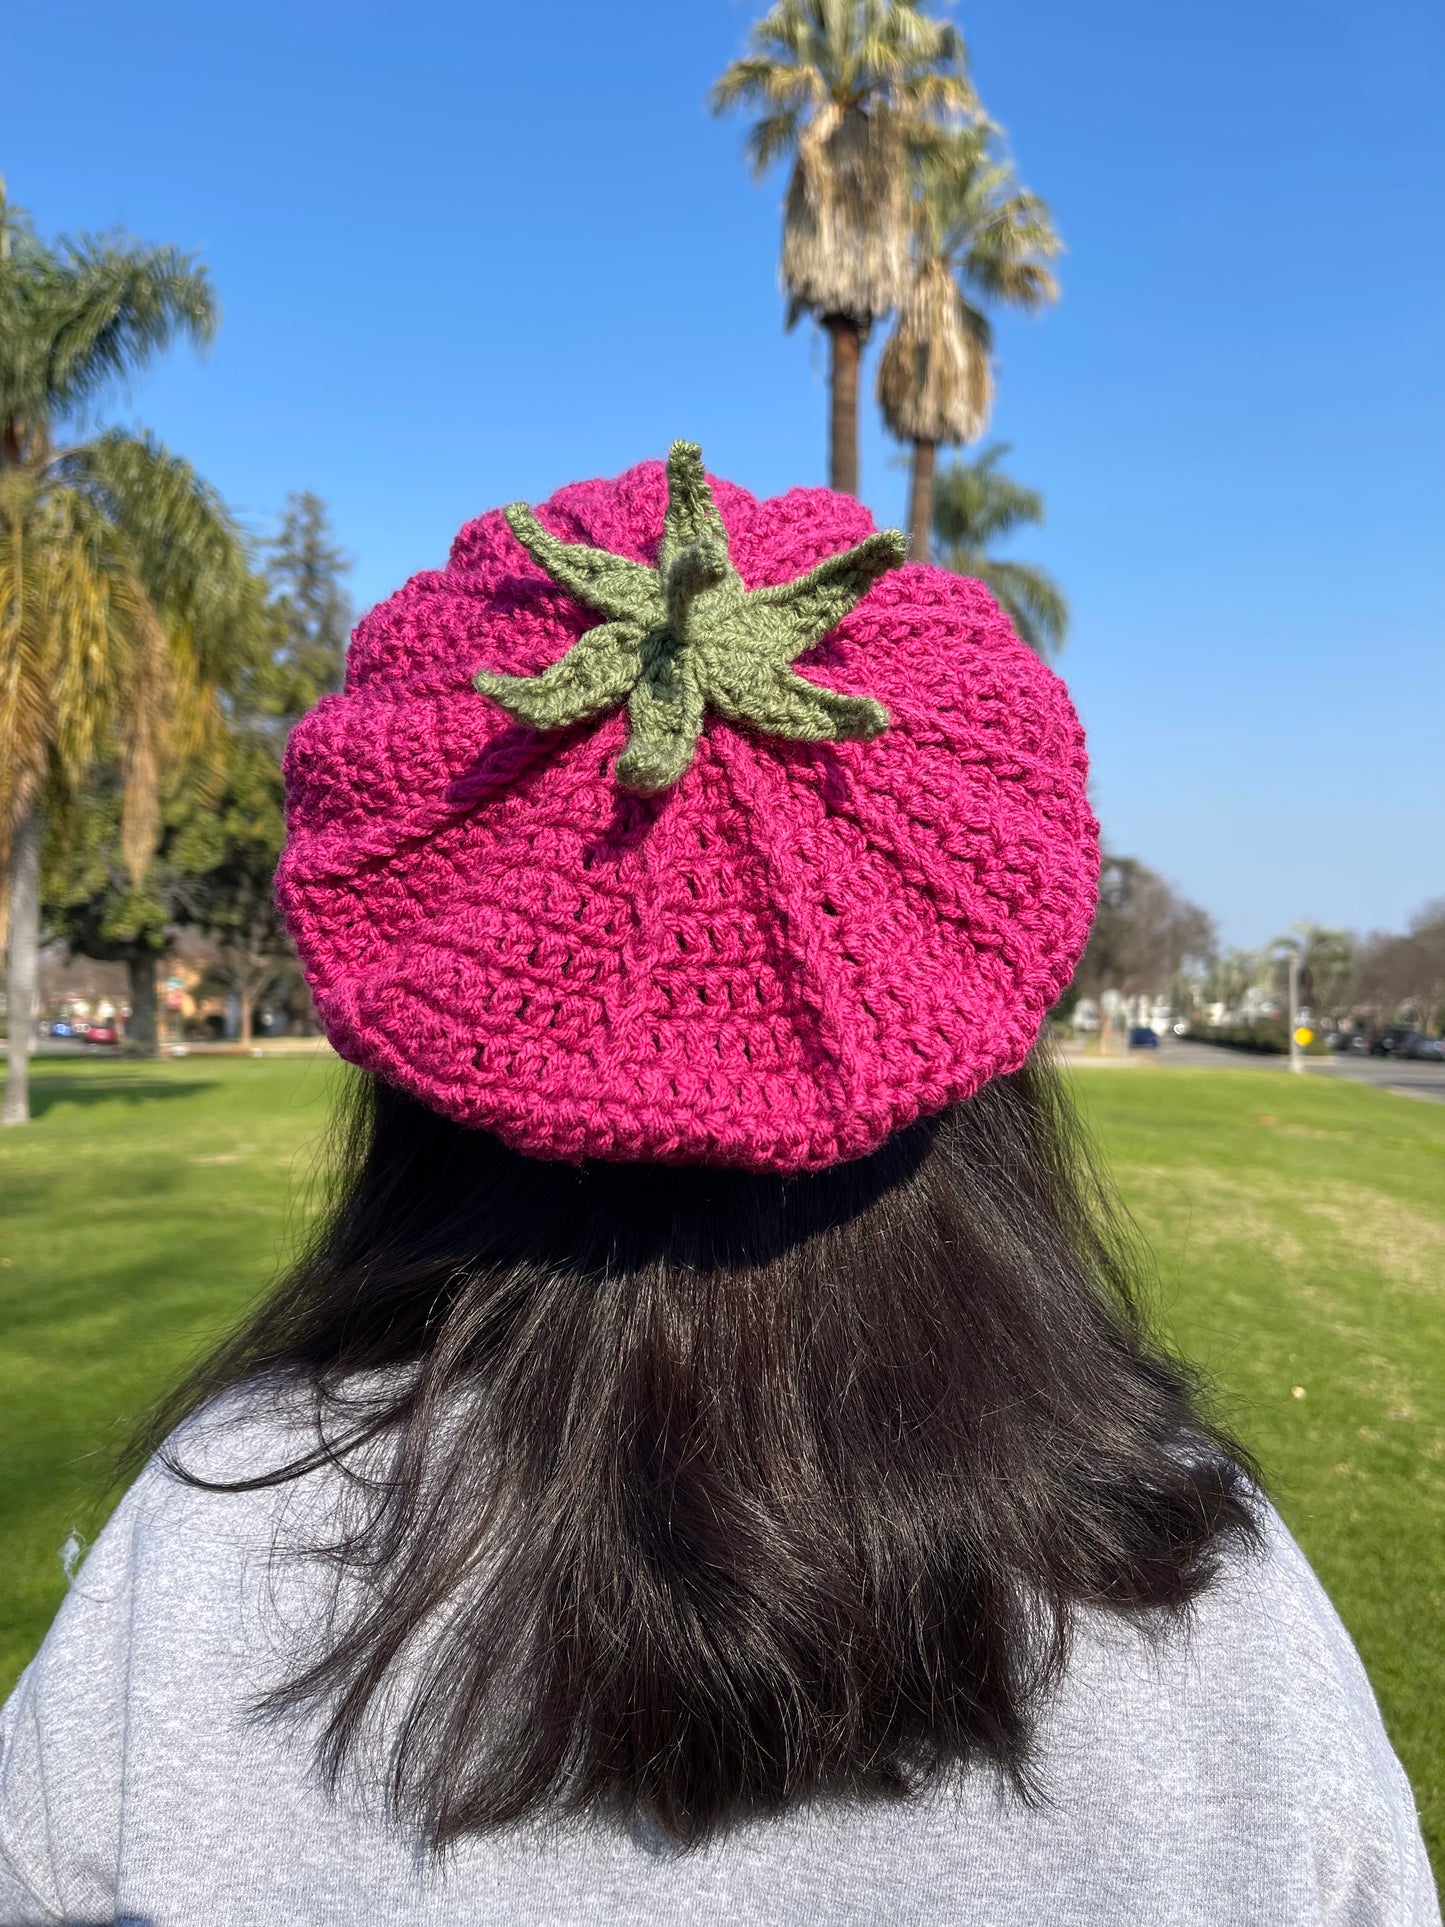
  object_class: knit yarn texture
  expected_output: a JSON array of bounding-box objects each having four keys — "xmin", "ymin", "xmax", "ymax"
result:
[{"xmin": 277, "ymin": 455, "xmax": 1100, "ymax": 1172}]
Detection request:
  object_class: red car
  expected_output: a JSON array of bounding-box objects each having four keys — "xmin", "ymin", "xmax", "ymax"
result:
[{"xmin": 84, "ymin": 1024, "xmax": 120, "ymax": 1046}]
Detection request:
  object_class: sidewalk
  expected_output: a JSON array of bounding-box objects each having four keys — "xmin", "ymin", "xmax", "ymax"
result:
[{"xmin": 166, "ymin": 1037, "xmax": 336, "ymax": 1059}]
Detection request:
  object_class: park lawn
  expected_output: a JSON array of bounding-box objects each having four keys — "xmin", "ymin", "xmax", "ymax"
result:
[
  {"xmin": 0, "ymin": 1055, "xmax": 1441, "ymax": 1873},
  {"xmin": 1071, "ymin": 1064, "xmax": 1444, "ymax": 1868},
  {"xmin": 0, "ymin": 1055, "xmax": 341, "ymax": 1686}
]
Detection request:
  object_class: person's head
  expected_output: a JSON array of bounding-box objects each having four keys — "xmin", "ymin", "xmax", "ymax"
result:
[{"xmin": 148, "ymin": 445, "xmax": 1256, "ymax": 1848}]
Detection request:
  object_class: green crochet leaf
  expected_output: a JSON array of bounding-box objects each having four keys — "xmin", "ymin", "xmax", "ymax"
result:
[{"xmin": 473, "ymin": 441, "xmax": 905, "ymax": 794}]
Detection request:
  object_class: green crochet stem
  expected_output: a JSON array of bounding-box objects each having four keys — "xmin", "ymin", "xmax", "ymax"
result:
[{"xmin": 473, "ymin": 441, "xmax": 906, "ymax": 794}]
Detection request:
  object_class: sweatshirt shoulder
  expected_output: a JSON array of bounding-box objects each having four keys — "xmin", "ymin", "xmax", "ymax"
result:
[
  {"xmin": 1170, "ymin": 1504, "xmax": 1438, "ymax": 1922},
  {"xmin": 148, "ymin": 1374, "xmax": 328, "ymax": 1484},
  {"xmin": 1196, "ymin": 1503, "xmax": 1392, "ymax": 1713}
]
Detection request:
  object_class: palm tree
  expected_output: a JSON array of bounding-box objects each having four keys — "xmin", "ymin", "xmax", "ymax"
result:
[
  {"xmin": 878, "ymin": 123, "xmax": 1060, "ymax": 558},
  {"xmin": 930, "ymin": 442, "xmax": 1067, "ymax": 656},
  {"xmin": 712, "ymin": 0, "xmax": 975, "ymax": 497},
  {"xmin": 1268, "ymin": 924, "xmax": 1357, "ymax": 1027},
  {"xmin": 1, "ymin": 187, "xmax": 260, "ymax": 1123}
]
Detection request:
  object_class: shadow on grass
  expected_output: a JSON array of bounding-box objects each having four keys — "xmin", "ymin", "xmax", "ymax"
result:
[{"xmin": 28, "ymin": 1078, "xmax": 221, "ymax": 1118}]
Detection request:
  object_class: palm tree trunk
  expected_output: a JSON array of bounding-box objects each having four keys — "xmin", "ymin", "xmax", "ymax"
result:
[
  {"xmin": 823, "ymin": 314, "xmax": 862, "ymax": 497},
  {"xmin": 127, "ymin": 953, "xmax": 159, "ymax": 1057},
  {"xmin": 2, "ymin": 801, "xmax": 43, "ymax": 1127},
  {"xmin": 907, "ymin": 440, "xmax": 936, "ymax": 562}
]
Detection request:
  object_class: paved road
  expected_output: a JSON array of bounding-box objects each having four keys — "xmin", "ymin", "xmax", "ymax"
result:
[
  {"xmin": 1124, "ymin": 1037, "xmax": 1445, "ymax": 1105},
  {"xmin": 26, "ymin": 1035, "xmax": 1445, "ymax": 1103}
]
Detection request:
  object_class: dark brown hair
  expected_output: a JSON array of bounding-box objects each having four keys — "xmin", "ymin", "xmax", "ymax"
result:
[{"xmin": 142, "ymin": 1053, "xmax": 1257, "ymax": 1848}]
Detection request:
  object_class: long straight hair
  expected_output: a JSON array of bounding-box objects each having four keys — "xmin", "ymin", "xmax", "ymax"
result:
[{"xmin": 139, "ymin": 1053, "xmax": 1258, "ymax": 1848}]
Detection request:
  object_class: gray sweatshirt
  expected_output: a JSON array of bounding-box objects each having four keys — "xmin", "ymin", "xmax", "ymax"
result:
[{"xmin": 0, "ymin": 1392, "xmax": 1437, "ymax": 1927}]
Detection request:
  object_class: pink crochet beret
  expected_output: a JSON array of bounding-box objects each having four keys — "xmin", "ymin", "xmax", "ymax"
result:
[{"xmin": 277, "ymin": 445, "xmax": 1099, "ymax": 1172}]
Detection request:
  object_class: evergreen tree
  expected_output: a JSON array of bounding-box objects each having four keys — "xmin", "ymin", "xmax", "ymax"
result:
[
  {"xmin": 265, "ymin": 490, "xmax": 350, "ymax": 712},
  {"xmin": 169, "ymin": 492, "xmax": 351, "ymax": 1043}
]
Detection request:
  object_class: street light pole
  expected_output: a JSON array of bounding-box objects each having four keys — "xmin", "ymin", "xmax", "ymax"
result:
[{"xmin": 1288, "ymin": 948, "xmax": 1304, "ymax": 1075}]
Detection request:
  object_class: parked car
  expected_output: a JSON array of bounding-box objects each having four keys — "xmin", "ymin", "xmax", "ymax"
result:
[
  {"xmin": 1127, "ymin": 1026, "xmax": 1160, "ymax": 1050},
  {"xmin": 1401, "ymin": 1033, "xmax": 1445, "ymax": 1062},
  {"xmin": 47, "ymin": 1021, "xmax": 81, "ymax": 1039},
  {"xmin": 1371, "ymin": 1025, "xmax": 1419, "ymax": 1058},
  {"xmin": 84, "ymin": 1024, "xmax": 120, "ymax": 1046}
]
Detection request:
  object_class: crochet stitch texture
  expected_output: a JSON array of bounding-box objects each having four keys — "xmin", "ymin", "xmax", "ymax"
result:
[{"xmin": 277, "ymin": 451, "xmax": 1099, "ymax": 1172}]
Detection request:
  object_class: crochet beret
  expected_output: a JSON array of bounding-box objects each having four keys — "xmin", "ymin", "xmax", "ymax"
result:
[{"xmin": 277, "ymin": 444, "xmax": 1099, "ymax": 1172}]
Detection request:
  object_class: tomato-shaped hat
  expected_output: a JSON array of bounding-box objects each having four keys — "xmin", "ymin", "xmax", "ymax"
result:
[{"xmin": 277, "ymin": 444, "xmax": 1098, "ymax": 1172}]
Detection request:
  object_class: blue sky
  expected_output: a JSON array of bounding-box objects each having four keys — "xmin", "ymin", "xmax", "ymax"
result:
[{"xmin": 7, "ymin": 0, "xmax": 1441, "ymax": 946}]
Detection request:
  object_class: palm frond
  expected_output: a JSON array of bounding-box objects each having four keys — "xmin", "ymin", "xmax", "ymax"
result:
[
  {"xmin": 0, "ymin": 190, "xmax": 57, "ymax": 435},
  {"xmin": 876, "ymin": 258, "xmax": 992, "ymax": 443},
  {"xmin": 850, "ymin": 0, "xmax": 969, "ymax": 97},
  {"xmin": 43, "ymin": 238, "xmax": 216, "ymax": 422},
  {"xmin": 60, "ymin": 430, "xmax": 267, "ymax": 692},
  {"xmin": 781, "ymin": 102, "xmax": 911, "ymax": 323},
  {"xmin": 0, "ymin": 471, "xmax": 51, "ymax": 855},
  {"xmin": 714, "ymin": 1, "xmax": 980, "ymax": 319},
  {"xmin": 967, "ymin": 254, "xmax": 1059, "ymax": 309},
  {"xmin": 873, "ymin": 120, "xmax": 1060, "ymax": 453},
  {"xmin": 0, "ymin": 185, "xmax": 40, "ymax": 261},
  {"xmin": 0, "ymin": 474, "xmax": 176, "ymax": 876},
  {"xmin": 0, "ymin": 199, "xmax": 241, "ymax": 895},
  {"xmin": 117, "ymin": 596, "xmax": 172, "ymax": 884},
  {"xmin": 745, "ymin": 109, "xmax": 805, "ymax": 176},
  {"xmin": 933, "ymin": 442, "xmax": 1046, "ymax": 547},
  {"xmin": 931, "ymin": 445, "xmax": 1066, "ymax": 657},
  {"xmin": 711, "ymin": 51, "xmax": 824, "ymax": 109},
  {"xmin": 916, "ymin": 126, "xmax": 1063, "ymax": 296}
]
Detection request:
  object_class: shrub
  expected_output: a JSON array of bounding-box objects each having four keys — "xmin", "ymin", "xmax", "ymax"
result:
[{"xmin": 1182, "ymin": 1020, "xmax": 1328, "ymax": 1056}]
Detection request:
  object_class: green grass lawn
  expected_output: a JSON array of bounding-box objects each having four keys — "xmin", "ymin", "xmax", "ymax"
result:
[{"xmin": 1, "ymin": 1054, "xmax": 1441, "ymax": 1873}]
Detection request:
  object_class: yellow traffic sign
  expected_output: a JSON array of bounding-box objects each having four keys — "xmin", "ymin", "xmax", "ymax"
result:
[{"xmin": 1293, "ymin": 1027, "xmax": 1314, "ymax": 1047}]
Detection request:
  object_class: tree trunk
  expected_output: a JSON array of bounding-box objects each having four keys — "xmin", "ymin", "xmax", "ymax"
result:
[
  {"xmin": 823, "ymin": 314, "xmax": 862, "ymax": 497},
  {"xmin": 907, "ymin": 440, "xmax": 936, "ymax": 562},
  {"xmin": 2, "ymin": 801, "xmax": 43, "ymax": 1127},
  {"xmin": 127, "ymin": 952, "xmax": 159, "ymax": 1058},
  {"xmin": 238, "ymin": 992, "xmax": 254, "ymax": 1049}
]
